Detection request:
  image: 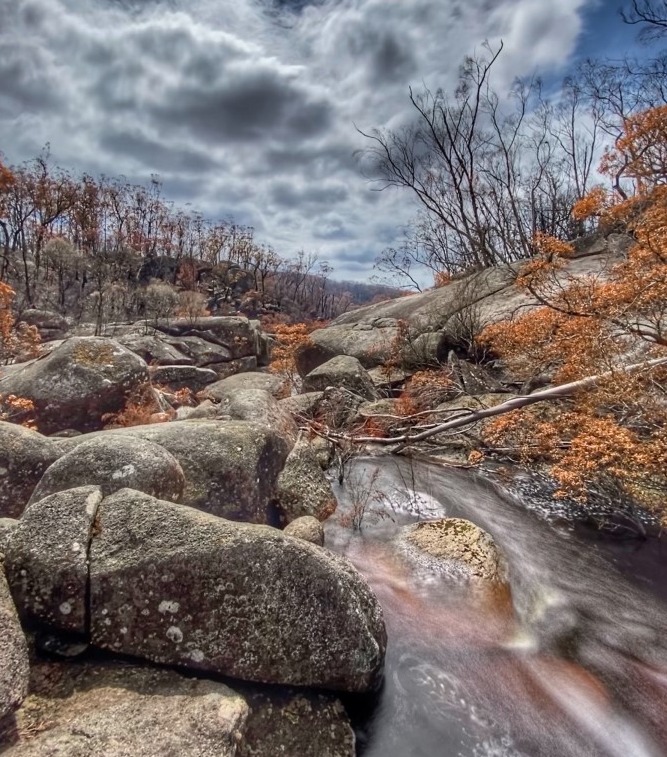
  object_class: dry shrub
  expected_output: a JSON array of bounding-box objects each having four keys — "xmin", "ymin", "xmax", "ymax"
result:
[
  {"xmin": 102, "ymin": 384, "xmax": 174, "ymax": 428},
  {"xmin": 175, "ymin": 290, "xmax": 209, "ymax": 322},
  {"xmin": 269, "ymin": 320, "xmax": 327, "ymax": 387},
  {"xmin": 433, "ymin": 270, "xmax": 452, "ymax": 288},
  {"xmin": 0, "ymin": 394, "xmax": 37, "ymax": 427},
  {"xmin": 0, "ymin": 281, "xmax": 41, "ymax": 364},
  {"xmin": 479, "ymin": 105, "xmax": 667, "ymax": 518},
  {"xmin": 395, "ymin": 369, "xmax": 456, "ymax": 416}
]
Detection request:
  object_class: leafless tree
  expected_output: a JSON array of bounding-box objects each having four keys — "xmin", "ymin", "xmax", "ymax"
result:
[{"xmin": 621, "ymin": 0, "xmax": 667, "ymax": 41}]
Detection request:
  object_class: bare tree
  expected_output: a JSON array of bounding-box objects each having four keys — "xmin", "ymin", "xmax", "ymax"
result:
[
  {"xmin": 363, "ymin": 43, "xmax": 601, "ymax": 283},
  {"xmin": 621, "ymin": 0, "xmax": 667, "ymax": 40}
]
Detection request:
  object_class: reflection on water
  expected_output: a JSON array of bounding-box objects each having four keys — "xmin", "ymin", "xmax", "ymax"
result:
[{"xmin": 326, "ymin": 457, "xmax": 667, "ymax": 757}]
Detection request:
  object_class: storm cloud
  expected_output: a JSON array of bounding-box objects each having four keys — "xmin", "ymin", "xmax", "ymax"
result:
[{"xmin": 0, "ymin": 0, "xmax": 615, "ymax": 280}]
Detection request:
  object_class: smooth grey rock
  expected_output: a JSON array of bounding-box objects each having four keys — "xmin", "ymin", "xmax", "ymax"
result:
[
  {"xmin": 296, "ymin": 241, "xmax": 626, "ymax": 373},
  {"xmin": 0, "ymin": 337, "xmax": 149, "ymax": 435},
  {"xmin": 117, "ymin": 333, "xmax": 194, "ymax": 366},
  {"xmin": 2, "ymin": 660, "xmax": 248, "ymax": 757},
  {"xmin": 28, "ymin": 436, "xmax": 185, "ymax": 506},
  {"xmin": 0, "ymin": 518, "xmax": 18, "ymax": 554},
  {"xmin": 303, "ymin": 356, "xmax": 378, "ymax": 401},
  {"xmin": 0, "ymin": 423, "xmax": 60, "ymax": 518},
  {"xmin": 57, "ymin": 421, "xmax": 291, "ymax": 524},
  {"xmin": 149, "ymin": 364, "xmax": 219, "ymax": 392},
  {"xmin": 200, "ymin": 372, "xmax": 290, "ymax": 402},
  {"xmin": 277, "ymin": 439, "xmax": 337, "ymax": 523},
  {"xmin": 154, "ymin": 316, "xmax": 259, "ymax": 360},
  {"xmin": 5, "ymin": 486, "xmax": 103, "ymax": 633},
  {"xmin": 215, "ymin": 389, "xmax": 298, "ymax": 447},
  {"xmin": 284, "ymin": 516, "xmax": 325, "ymax": 546},
  {"xmin": 0, "ymin": 566, "xmax": 29, "ymax": 721},
  {"xmin": 90, "ymin": 489, "xmax": 386, "ymax": 691},
  {"xmin": 207, "ymin": 356, "xmax": 258, "ymax": 379}
]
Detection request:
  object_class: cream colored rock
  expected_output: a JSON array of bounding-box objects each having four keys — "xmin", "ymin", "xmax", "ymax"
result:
[{"xmin": 402, "ymin": 518, "xmax": 508, "ymax": 584}]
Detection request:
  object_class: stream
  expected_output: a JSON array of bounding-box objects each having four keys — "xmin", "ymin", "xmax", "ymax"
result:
[{"xmin": 326, "ymin": 456, "xmax": 667, "ymax": 757}]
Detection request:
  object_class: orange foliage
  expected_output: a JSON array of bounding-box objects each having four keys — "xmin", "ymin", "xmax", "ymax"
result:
[
  {"xmin": 572, "ymin": 186, "xmax": 611, "ymax": 220},
  {"xmin": 0, "ymin": 281, "xmax": 41, "ymax": 364},
  {"xmin": 396, "ymin": 369, "xmax": 455, "ymax": 416},
  {"xmin": 480, "ymin": 105, "xmax": 667, "ymax": 516},
  {"xmin": 433, "ymin": 270, "xmax": 452, "ymax": 288},
  {"xmin": 269, "ymin": 321, "xmax": 327, "ymax": 387},
  {"xmin": 102, "ymin": 384, "xmax": 173, "ymax": 428},
  {"xmin": 601, "ymin": 104, "xmax": 667, "ymax": 192},
  {"xmin": 381, "ymin": 319, "xmax": 412, "ymax": 380},
  {"xmin": 0, "ymin": 393, "xmax": 37, "ymax": 428}
]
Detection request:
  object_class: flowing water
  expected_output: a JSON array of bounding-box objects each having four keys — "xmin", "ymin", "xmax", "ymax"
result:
[{"xmin": 325, "ymin": 456, "xmax": 667, "ymax": 757}]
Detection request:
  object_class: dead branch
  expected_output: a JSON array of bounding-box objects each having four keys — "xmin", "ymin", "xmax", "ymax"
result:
[{"xmin": 324, "ymin": 356, "xmax": 667, "ymax": 447}]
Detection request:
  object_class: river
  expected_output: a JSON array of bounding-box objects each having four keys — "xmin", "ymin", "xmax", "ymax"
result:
[{"xmin": 325, "ymin": 456, "xmax": 667, "ymax": 757}]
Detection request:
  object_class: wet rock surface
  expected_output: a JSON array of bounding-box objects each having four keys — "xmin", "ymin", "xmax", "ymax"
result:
[{"xmin": 400, "ymin": 518, "xmax": 508, "ymax": 584}]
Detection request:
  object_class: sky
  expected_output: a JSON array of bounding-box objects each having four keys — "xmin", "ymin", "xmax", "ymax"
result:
[{"xmin": 0, "ymin": 0, "xmax": 649, "ymax": 282}]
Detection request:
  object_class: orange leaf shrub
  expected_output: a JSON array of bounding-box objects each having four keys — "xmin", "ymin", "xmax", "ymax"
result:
[
  {"xmin": 479, "ymin": 105, "xmax": 667, "ymax": 517},
  {"xmin": 102, "ymin": 384, "xmax": 174, "ymax": 428},
  {"xmin": 0, "ymin": 393, "xmax": 37, "ymax": 428},
  {"xmin": 269, "ymin": 321, "xmax": 327, "ymax": 387},
  {"xmin": 0, "ymin": 281, "xmax": 41, "ymax": 364},
  {"xmin": 395, "ymin": 369, "xmax": 455, "ymax": 416}
]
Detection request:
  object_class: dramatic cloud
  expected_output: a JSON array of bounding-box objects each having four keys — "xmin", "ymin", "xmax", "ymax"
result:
[{"xmin": 0, "ymin": 0, "xmax": 621, "ymax": 280}]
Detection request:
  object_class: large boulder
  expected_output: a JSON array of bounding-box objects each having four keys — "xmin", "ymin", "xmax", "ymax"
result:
[
  {"xmin": 28, "ymin": 436, "xmax": 185, "ymax": 506},
  {"xmin": 0, "ymin": 337, "xmax": 149, "ymax": 434},
  {"xmin": 277, "ymin": 438, "xmax": 337, "ymax": 523},
  {"xmin": 18, "ymin": 309, "xmax": 69, "ymax": 341},
  {"xmin": 118, "ymin": 333, "xmax": 193, "ymax": 366},
  {"xmin": 149, "ymin": 364, "xmax": 219, "ymax": 392},
  {"xmin": 214, "ymin": 389, "xmax": 298, "ymax": 446},
  {"xmin": 0, "ymin": 422, "xmax": 60, "ymax": 518},
  {"xmin": 154, "ymin": 316, "xmax": 260, "ymax": 360},
  {"xmin": 2, "ymin": 661, "xmax": 248, "ymax": 757},
  {"xmin": 89, "ymin": 489, "xmax": 386, "ymax": 691},
  {"xmin": 0, "ymin": 565, "xmax": 29, "ymax": 721},
  {"xmin": 302, "ymin": 356, "xmax": 378, "ymax": 401},
  {"xmin": 200, "ymin": 372, "xmax": 290, "ymax": 402},
  {"xmin": 57, "ymin": 421, "xmax": 292, "ymax": 524},
  {"xmin": 5, "ymin": 486, "xmax": 103, "ymax": 634},
  {"xmin": 296, "ymin": 237, "xmax": 629, "ymax": 373},
  {"xmin": 400, "ymin": 518, "xmax": 508, "ymax": 584},
  {"xmin": 284, "ymin": 516, "xmax": 325, "ymax": 546}
]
